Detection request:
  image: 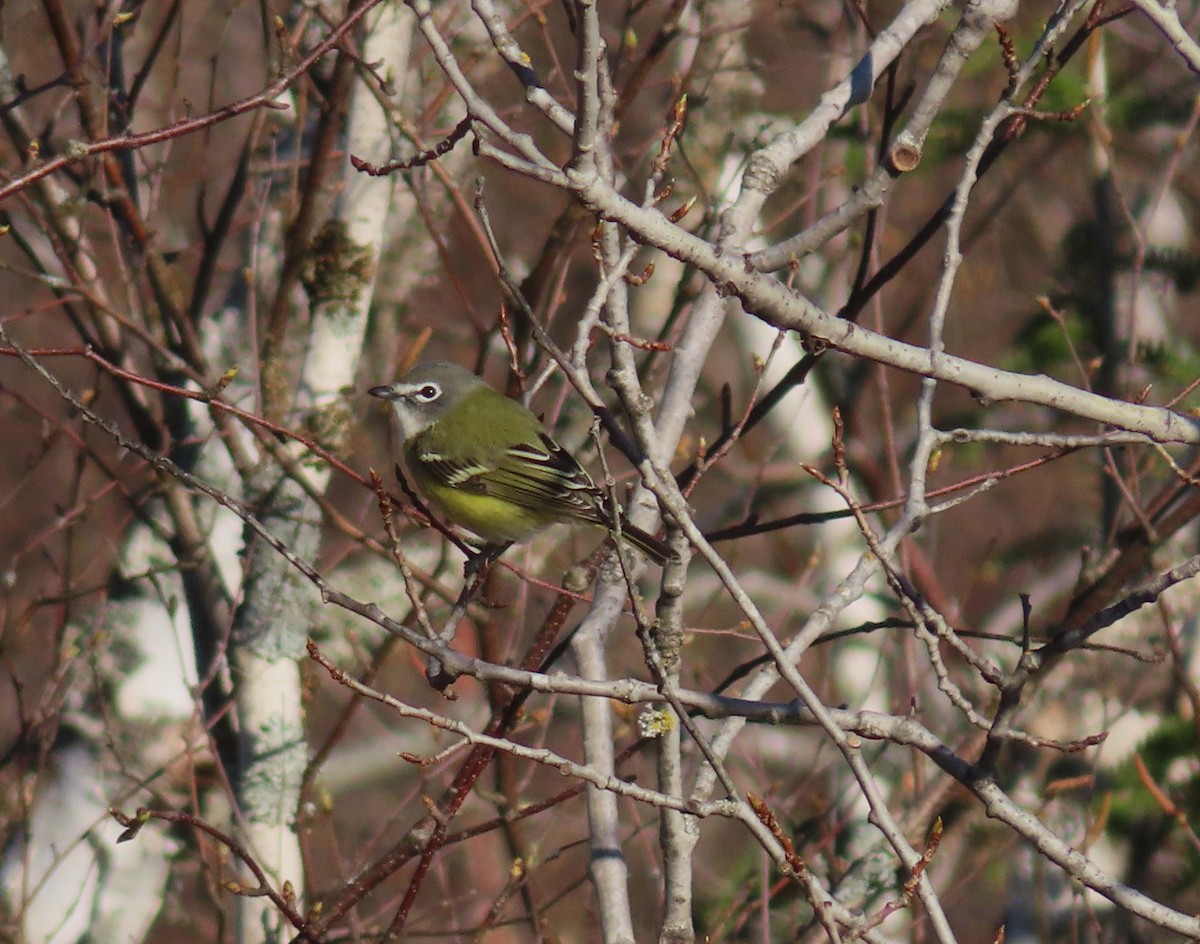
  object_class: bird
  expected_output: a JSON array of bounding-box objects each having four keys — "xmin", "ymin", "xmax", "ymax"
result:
[{"xmin": 369, "ymin": 361, "xmax": 673, "ymax": 564}]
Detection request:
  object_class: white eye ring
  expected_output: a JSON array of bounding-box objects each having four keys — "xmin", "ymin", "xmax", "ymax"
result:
[{"xmin": 413, "ymin": 382, "xmax": 441, "ymax": 402}]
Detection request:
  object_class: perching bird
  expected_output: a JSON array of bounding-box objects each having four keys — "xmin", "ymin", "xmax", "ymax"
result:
[{"xmin": 369, "ymin": 361, "xmax": 672, "ymax": 564}]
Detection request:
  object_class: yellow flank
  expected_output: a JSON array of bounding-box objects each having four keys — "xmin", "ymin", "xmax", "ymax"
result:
[{"xmin": 417, "ymin": 476, "xmax": 555, "ymax": 544}]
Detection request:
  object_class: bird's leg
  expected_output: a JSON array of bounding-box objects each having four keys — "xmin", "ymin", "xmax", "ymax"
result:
[
  {"xmin": 462, "ymin": 541, "xmax": 510, "ymax": 583},
  {"xmin": 424, "ymin": 542, "xmax": 511, "ymax": 692}
]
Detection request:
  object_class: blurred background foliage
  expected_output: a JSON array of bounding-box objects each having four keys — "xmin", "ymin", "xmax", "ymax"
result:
[{"xmin": 1, "ymin": 0, "xmax": 1199, "ymax": 942}]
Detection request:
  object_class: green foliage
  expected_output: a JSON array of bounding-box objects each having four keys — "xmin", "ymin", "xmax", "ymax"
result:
[
  {"xmin": 1006, "ymin": 304, "xmax": 1091, "ymax": 375},
  {"xmin": 830, "ymin": 129, "xmax": 869, "ymax": 181},
  {"xmin": 1032, "ymin": 69, "xmax": 1090, "ymax": 120},
  {"xmin": 922, "ymin": 107, "xmax": 990, "ymax": 167},
  {"xmin": 1107, "ymin": 80, "xmax": 1200, "ymax": 133},
  {"xmin": 1006, "ymin": 211, "xmax": 1200, "ymax": 380},
  {"xmin": 1146, "ymin": 246, "xmax": 1200, "ymax": 295},
  {"xmin": 1106, "ymin": 716, "xmax": 1200, "ymax": 880},
  {"xmin": 1134, "ymin": 343, "xmax": 1200, "ymax": 396}
]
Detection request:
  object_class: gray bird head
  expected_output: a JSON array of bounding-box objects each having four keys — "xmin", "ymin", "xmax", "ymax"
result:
[{"xmin": 368, "ymin": 362, "xmax": 487, "ymax": 441}]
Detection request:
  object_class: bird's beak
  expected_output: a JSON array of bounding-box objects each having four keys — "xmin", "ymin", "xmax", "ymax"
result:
[{"xmin": 368, "ymin": 385, "xmax": 399, "ymax": 400}]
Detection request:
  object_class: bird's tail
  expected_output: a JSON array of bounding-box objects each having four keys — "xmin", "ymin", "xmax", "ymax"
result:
[{"xmin": 611, "ymin": 519, "xmax": 675, "ymax": 565}]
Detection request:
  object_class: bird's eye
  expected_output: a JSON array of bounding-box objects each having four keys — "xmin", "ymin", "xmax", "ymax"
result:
[{"xmin": 415, "ymin": 383, "xmax": 441, "ymax": 402}]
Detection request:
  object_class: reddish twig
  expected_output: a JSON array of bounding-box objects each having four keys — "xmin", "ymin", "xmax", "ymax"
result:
[
  {"xmin": 0, "ymin": 0, "xmax": 385, "ymax": 204},
  {"xmin": 110, "ymin": 807, "xmax": 317, "ymax": 941}
]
